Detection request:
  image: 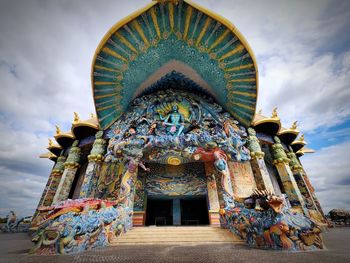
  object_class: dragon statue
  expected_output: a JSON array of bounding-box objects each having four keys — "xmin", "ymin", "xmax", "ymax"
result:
[
  {"xmin": 30, "ymin": 198, "xmax": 132, "ymax": 255},
  {"xmin": 220, "ymin": 189, "xmax": 325, "ymax": 251}
]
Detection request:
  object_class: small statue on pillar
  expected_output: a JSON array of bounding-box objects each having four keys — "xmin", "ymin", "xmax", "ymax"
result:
[
  {"xmin": 88, "ymin": 131, "xmax": 106, "ymax": 162},
  {"xmin": 64, "ymin": 140, "xmax": 81, "ymax": 169},
  {"xmin": 271, "ymin": 136, "xmax": 290, "ymax": 165},
  {"xmin": 247, "ymin": 128, "xmax": 264, "ymax": 159}
]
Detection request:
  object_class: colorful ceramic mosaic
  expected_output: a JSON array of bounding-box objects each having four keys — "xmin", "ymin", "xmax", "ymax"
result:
[
  {"xmin": 92, "ymin": 0, "xmax": 257, "ymax": 129},
  {"xmin": 221, "ymin": 203, "xmax": 324, "ymax": 251},
  {"xmin": 30, "ymin": 199, "xmax": 132, "ymax": 255}
]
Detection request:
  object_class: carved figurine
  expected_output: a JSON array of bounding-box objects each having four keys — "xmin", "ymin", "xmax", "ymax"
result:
[
  {"xmin": 271, "ymin": 136, "xmax": 290, "ymax": 165},
  {"xmin": 64, "ymin": 140, "xmax": 81, "ymax": 169},
  {"xmin": 247, "ymin": 128, "xmax": 264, "ymax": 159},
  {"xmin": 88, "ymin": 131, "xmax": 106, "ymax": 162},
  {"xmin": 159, "ymin": 105, "xmax": 185, "ymax": 136}
]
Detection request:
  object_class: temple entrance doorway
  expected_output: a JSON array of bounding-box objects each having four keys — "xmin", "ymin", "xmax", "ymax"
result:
[
  {"xmin": 145, "ymin": 198, "xmax": 173, "ymax": 226},
  {"xmin": 145, "ymin": 196, "xmax": 209, "ymax": 226},
  {"xmin": 142, "ymin": 162, "xmax": 210, "ymax": 226},
  {"xmin": 181, "ymin": 196, "xmax": 209, "ymax": 225}
]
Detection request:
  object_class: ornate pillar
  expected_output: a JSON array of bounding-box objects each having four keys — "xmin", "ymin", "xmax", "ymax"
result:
[
  {"xmin": 213, "ymin": 150, "xmax": 235, "ymax": 209},
  {"xmin": 52, "ymin": 140, "xmax": 81, "ymax": 204},
  {"xmin": 271, "ymin": 136, "xmax": 308, "ymax": 215},
  {"xmin": 32, "ymin": 154, "xmax": 66, "ymax": 220},
  {"xmin": 118, "ymin": 158, "xmax": 139, "ymax": 205},
  {"xmin": 288, "ymin": 151, "xmax": 327, "ymax": 223},
  {"xmin": 247, "ymin": 128, "xmax": 275, "ymax": 193},
  {"xmin": 42, "ymin": 155, "xmax": 67, "ymax": 206},
  {"xmin": 301, "ymin": 170, "xmax": 326, "ymax": 218},
  {"xmin": 79, "ymin": 131, "xmax": 106, "ymax": 198},
  {"xmin": 204, "ymin": 162, "xmax": 221, "ymax": 226}
]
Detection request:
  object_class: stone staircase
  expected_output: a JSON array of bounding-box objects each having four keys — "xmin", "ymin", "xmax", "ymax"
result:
[{"xmin": 111, "ymin": 226, "xmax": 244, "ymax": 245}]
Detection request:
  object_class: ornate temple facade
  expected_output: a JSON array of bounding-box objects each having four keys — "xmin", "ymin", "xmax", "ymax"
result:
[{"xmin": 31, "ymin": 0, "xmax": 326, "ymax": 254}]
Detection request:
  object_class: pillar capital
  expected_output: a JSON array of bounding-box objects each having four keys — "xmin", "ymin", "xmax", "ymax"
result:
[
  {"xmin": 87, "ymin": 131, "xmax": 106, "ymax": 162},
  {"xmin": 287, "ymin": 151, "xmax": 303, "ymax": 173},
  {"xmin": 64, "ymin": 140, "xmax": 81, "ymax": 169},
  {"xmin": 247, "ymin": 128, "xmax": 265, "ymax": 159},
  {"xmin": 271, "ymin": 136, "xmax": 290, "ymax": 165},
  {"xmin": 51, "ymin": 156, "xmax": 66, "ymax": 175}
]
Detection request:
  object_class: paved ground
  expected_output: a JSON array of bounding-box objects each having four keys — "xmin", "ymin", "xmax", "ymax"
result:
[{"xmin": 1, "ymin": 228, "xmax": 349, "ymax": 263}]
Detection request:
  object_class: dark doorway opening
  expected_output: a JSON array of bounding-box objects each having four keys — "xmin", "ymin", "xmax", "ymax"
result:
[
  {"xmin": 181, "ymin": 197, "xmax": 209, "ymax": 225},
  {"xmin": 145, "ymin": 198, "xmax": 173, "ymax": 226}
]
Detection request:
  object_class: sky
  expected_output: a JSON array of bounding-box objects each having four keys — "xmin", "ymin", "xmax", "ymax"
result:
[{"xmin": 0, "ymin": 0, "xmax": 349, "ymax": 217}]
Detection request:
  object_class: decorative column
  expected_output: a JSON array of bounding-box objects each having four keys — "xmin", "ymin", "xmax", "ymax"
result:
[
  {"xmin": 118, "ymin": 158, "xmax": 140, "ymax": 230},
  {"xmin": 271, "ymin": 136, "xmax": 308, "ymax": 215},
  {"xmin": 32, "ymin": 154, "xmax": 66, "ymax": 221},
  {"xmin": 204, "ymin": 162, "xmax": 221, "ymax": 226},
  {"xmin": 301, "ymin": 170, "xmax": 326, "ymax": 220},
  {"xmin": 288, "ymin": 151, "xmax": 327, "ymax": 223},
  {"xmin": 79, "ymin": 131, "xmax": 106, "ymax": 198},
  {"xmin": 52, "ymin": 140, "xmax": 81, "ymax": 204},
  {"xmin": 42, "ymin": 155, "xmax": 67, "ymax": 206},
  {"xmin": 247, "ymin": 128, "xmax": 275, "ymax": 193},
  {"xmin": 213, "ymin": 150, "xmax": 235, "ymax": 209}
]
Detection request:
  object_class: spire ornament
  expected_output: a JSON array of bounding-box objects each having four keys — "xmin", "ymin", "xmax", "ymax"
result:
[
  {"xmin": 73, "ymin": 112, "xmax": 80, "ymax": 123},
  {"xmin": 48, "ymin": 138, "xmax": 53, "ymax": 147},
  {"xmin": 271, "ymin": 107, "xmax": 278, "ymax": 118},
  {"xmin": 55, "ymin": 125, "xmax": 61, "ymax": 135},
  {"xmin": 291, "ymin": 121, "xmax": 298, "ymax": 130},
  {"xmin": 153, "ymin": 0, "xmax": 182, "ymax": 4}
]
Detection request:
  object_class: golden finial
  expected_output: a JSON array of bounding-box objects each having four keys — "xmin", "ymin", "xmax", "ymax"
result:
[
  {"xmin": 299, "ymin": 134, "xmax": 305, "ymax": 141},
  {"xmin": 257, "ymin": 109, "xmax": 262, "ymax": 115},
  {"xmin": 153, "ymin": 0, "xmax": 182, "ymax": 4},
  {"xmin": 55, "ymin": 125, "xmax": 61, "ymax": 135},
  {"xmin": 271, "ymin": 107, "xmax": 278, "ymax": 118},
  {"xmin": 48, "ymin": 138, "xmax": 53, "ymax": 147},
  {"xmin": 73, "ymin": 112, "xmax": 79, "ymax": 122},
  {"xmin": 291, "ymin": 121, "xmax": 298, "ymax": 130}
]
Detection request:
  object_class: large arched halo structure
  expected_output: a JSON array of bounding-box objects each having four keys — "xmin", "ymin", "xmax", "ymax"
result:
[{"xmin": 91, "ymin": 0, "xmax": 258, "ymax": 129}]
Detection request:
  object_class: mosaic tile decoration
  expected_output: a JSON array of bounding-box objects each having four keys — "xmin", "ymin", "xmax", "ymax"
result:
[{"xmin": 92, "ymin": 0, "xmax": 258, "ymax": 129}]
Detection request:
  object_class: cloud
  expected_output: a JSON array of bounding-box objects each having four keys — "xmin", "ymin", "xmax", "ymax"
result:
[
  {"xmin": 302, "ymin": 140, "xmax": 350, "ymax": 213},
  {"xmin": 0, "ymin": 0, "xmax": 349, "ymax": 216}
]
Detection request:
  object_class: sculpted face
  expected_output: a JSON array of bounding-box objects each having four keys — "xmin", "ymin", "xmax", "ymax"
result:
[{"xmin": 172, "ymin": 105, "xmax": 179, "ymax": 113}]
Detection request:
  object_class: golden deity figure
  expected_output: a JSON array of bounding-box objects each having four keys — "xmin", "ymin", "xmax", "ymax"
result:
[
  {"xmin": 73, "ymin": 112, "xmax": 80, "ymax": 122},
  {"xmin": 291, "ymin": 121, "xmax": 298, "ymax": 130},
  {"xmin": 271, "ymin": 107, "xmax": 278, "ymax": 118},
  {"xmin": 55, "ymin": 125, "xmax": 61, "ymax": 135}
]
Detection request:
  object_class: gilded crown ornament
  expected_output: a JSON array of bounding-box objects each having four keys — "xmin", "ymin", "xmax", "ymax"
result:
[
  {"xmin": 55, "ymin": 125, "xmax": 61, "ymax": 135},
  {"xmin": 271, "ymin": 107, "xmax": 278, "ymax": 118},
  {"xmin": 153, "ymin": 0, "xmax": 182, "ymax": 4},
  {"xmin": 73, "ymin": 112, "xmax": 80, "ymax": 122},
  {"xmin": 291, "ymin": 121, "xmax": 298, "ymax": 130}
]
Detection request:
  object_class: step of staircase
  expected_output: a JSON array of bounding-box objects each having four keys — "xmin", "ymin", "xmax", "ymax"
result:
[{"xmin": 111, "ymin": 226, "xmax": 244, "ymax": 245}]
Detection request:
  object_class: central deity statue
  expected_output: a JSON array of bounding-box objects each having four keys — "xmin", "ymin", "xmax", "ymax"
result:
[{"xmin": 159, "ymin": 105, "xmax": 185, "ymax": 136}]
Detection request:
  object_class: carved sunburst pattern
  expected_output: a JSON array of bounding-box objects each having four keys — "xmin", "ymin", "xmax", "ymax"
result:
[{"xmin": 92, "ymin": 0, "xmax": 258, "ymax": 129}]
